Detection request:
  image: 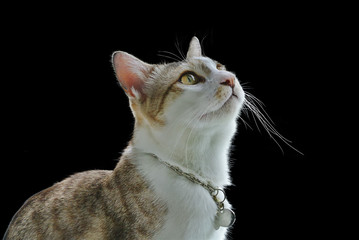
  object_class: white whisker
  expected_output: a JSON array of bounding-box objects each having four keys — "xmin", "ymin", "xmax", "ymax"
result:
[
  {"xmin": 157, "ymin": 53, "xmax": 182, "ymax": 62},
  {"xmin": 238, "ymin": 115, "xmax": 253, "ymax": 130},
  {"xmin": 239, "ymin": 81, "xmax": 252, "ymax": 90},
  {"xmin": 243, "ymin": 90, "xmax": 303, "ymax": 155},
  {"xmin": 245, "ymin": 92, "xmax": 276, "ymax": 125},
  {"xmin": 158, "ymin": 51, "xmax": 184, "ymax": 62},
  {"xmin": 175, "ymin": 39, "xmax": 186, "ymax": 60}
]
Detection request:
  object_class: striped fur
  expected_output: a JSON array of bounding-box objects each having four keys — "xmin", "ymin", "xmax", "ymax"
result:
[{"xmin": 4, "ymin": 37, "xmax": 245, "ymax": 239}]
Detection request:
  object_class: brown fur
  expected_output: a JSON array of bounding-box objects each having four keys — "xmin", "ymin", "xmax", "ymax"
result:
[
  {"xmin": 131, "ymin": 62, "xmax": 185, "ymax": 127},
  {"xmin": 5, "ymin": 38, "xmax": 234, "ymax": 239},
  {"xmin": 4, "ymin": 147, "xmax": 167, "ymax": 240},
  {"xmin": 5, "ymin": 60, "xmax": 187, "ymax": 240}
]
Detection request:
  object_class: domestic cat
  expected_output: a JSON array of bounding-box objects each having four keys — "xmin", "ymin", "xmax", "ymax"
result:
[{"xmin": 4, "ymin": 37, "xmax": 245, "ymax": 240}]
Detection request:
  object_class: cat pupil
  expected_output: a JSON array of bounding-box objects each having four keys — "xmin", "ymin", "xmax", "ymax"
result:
[
  {"xmin": 187, "ymin": 74, "xmax": 194, "ymax": 83},
  {"xmin": 180, "ymin": 73, "xmax": 198, "ymax": 85}
]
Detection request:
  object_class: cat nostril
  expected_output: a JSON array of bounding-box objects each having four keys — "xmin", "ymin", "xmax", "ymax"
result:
[{"xmin": 220, "ymin": 77, "xmax": 235, "ymax": 88}]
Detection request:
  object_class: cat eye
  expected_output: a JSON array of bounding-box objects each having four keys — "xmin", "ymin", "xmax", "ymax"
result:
[{"xmin": 179, "ymin": 73, "xmax": 201, "ymax": 85}]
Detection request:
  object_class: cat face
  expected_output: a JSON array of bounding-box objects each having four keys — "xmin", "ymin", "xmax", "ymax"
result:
[{"xmin": 112, "ymin": 37, "xmax": 245, "ymax": 130}]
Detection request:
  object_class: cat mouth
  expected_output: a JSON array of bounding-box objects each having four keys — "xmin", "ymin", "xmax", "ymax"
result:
[
  {"xmin": 200, "ymin": 92, "xmax": 241, "ymax": 121},
  {"xmin": 228, "ymin": 89, "xmax": 240, "ymax": 102},
  {"xmin": 219, "ymin": 92, "xmax": 240, "ymax": 111}
]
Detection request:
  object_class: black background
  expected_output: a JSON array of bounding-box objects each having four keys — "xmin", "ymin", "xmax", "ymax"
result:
[{"xmin": 2, "ymin": 3, "xmax": 331, "ymax": 239}]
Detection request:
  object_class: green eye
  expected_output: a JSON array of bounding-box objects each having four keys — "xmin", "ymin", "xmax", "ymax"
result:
[{"xmin": 179, "ymin": 73, "xmax": 200, "ymax": 85}]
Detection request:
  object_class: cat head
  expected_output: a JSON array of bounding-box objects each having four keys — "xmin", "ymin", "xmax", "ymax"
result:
[{"xmin": 112, "ymin": 37, "xmax": 245, "ymax": 130}]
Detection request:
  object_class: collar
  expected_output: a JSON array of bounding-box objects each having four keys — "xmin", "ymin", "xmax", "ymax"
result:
[{"xmin": 149, "ymin": 153, "xmax": 236, "ymax": 229}]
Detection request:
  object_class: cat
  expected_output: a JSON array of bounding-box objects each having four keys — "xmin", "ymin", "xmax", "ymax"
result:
[{"xmin": 4, "ymin": 36, "xmax": 245, "ymax": 240}]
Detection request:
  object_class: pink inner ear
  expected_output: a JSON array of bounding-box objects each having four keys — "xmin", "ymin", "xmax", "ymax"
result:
[
  {"xmin": 117, "ymin": 65, "xmax": 141, "ymax": 98},
  {"xmin": 113, "ymin": 52, "xmax": 146, "ymax": 99}
]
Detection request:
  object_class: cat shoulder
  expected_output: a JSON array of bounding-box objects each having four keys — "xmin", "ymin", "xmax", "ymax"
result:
[{"xmin": 4, "ymin": 170, "xmax": 111, "ymax": 239}]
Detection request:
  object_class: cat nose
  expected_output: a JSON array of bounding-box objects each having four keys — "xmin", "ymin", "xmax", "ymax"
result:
[{"xmin": 220, "ymin": 74, "xmax": 235, "ymax": 88}]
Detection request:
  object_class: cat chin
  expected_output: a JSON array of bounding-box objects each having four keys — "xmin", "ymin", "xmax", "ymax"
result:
[{"xmin": 199, "ymin": 93, "xmax": 244, "ymax": 124}]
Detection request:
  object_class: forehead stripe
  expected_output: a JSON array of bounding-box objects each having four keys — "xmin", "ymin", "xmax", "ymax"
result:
[{"xmin": 153, "ymin": 80, "xmax": 181, "ymax": 117}]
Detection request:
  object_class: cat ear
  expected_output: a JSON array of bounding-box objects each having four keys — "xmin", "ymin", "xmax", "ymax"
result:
[
  {"xmin": 186, "ymin": 36, "xmax": 202, "ymax": 59},
  {"xmin": 112, "ymin": 51, "xmax": 153, "ymax": 100}
]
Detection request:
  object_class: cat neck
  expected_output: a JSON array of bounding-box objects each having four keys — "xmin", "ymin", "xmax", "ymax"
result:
[{"xmin": 132, "ymin": 120, "xmax": 237, "ymax": 187}]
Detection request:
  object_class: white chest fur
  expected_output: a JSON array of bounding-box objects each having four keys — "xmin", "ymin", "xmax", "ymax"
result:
[{"xmin": 135, "ymin": 154, "xmax": 230, "ymax": 240}]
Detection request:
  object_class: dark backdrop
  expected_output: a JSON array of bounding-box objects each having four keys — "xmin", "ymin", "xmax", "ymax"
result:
[{"xmin": 2, "ymin": 3, "xmax": 322, "ymax": 239}]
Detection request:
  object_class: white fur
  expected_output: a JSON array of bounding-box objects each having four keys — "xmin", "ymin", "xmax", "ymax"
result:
[
  {"xmin": 113, "ymin": 37, "xmax": 245, "ymax": 239},
  {"xmin": 129, "ymin": 57, "xmax": 245, "ymax": 239},
  {"xmin": 135, "ymin": 153, "xmax": 228, "ymax": 240},
  {"xmin": 133, "ymin": 124, "xmax": 234, "ymax": 240}
]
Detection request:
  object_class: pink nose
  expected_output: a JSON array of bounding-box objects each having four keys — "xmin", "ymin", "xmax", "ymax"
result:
[{"xmin": 220, "ymin": 75, "xmax": 235, "ymax": 88}]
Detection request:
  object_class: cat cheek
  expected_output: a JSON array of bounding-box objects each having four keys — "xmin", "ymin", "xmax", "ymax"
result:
[{"xmin": 215, "ymin": 88, "xmax": 226, "ymax": 100}]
